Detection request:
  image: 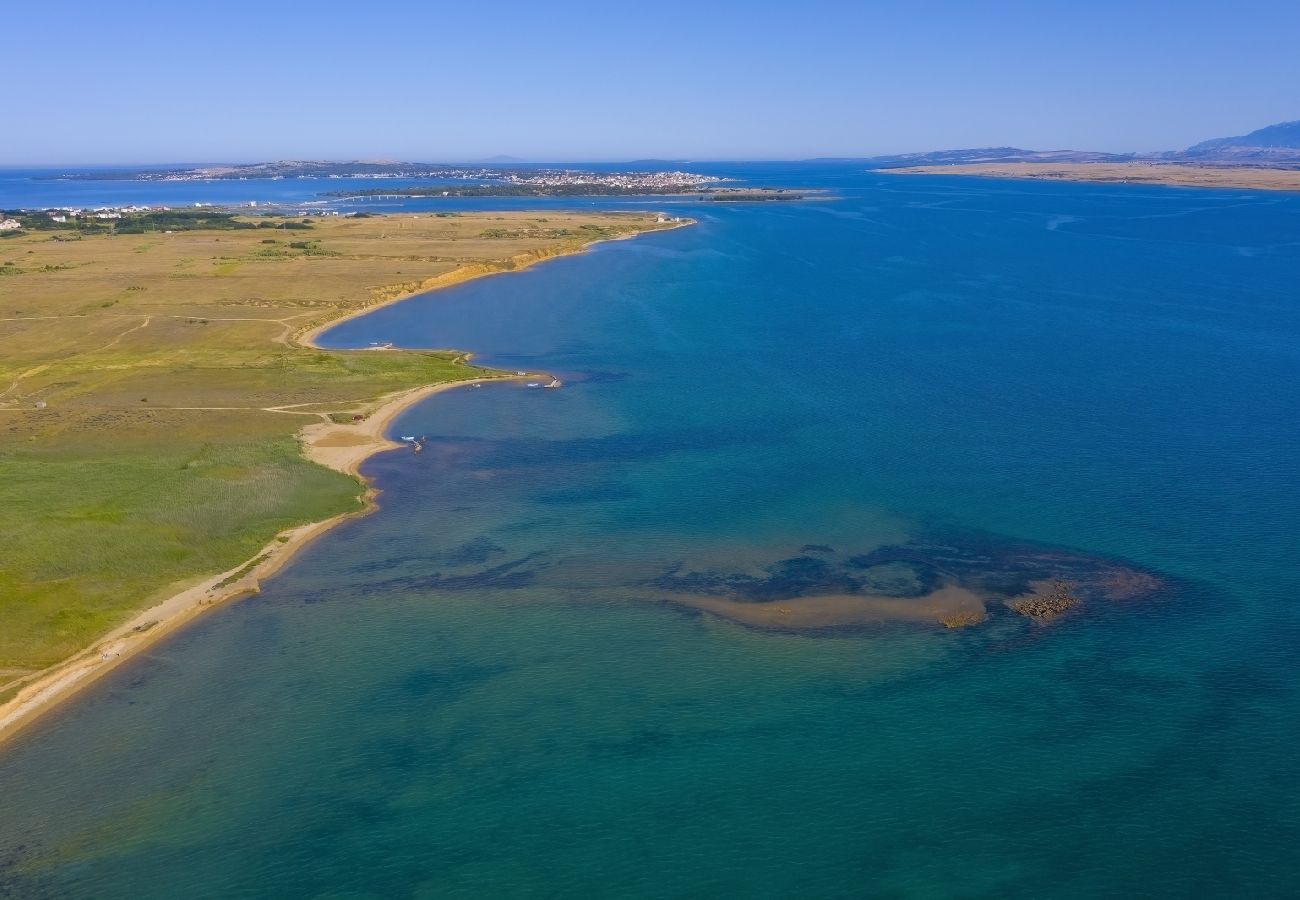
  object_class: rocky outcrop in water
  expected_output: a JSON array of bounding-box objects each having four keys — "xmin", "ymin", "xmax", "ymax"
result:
[{"xmin": 1009, "ymin": 580, "xmax": 1080, "ymax": 623}]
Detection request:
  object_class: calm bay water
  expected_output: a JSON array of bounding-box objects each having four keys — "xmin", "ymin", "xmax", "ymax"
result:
[{"xmin": 3, "ymin": 168, "xmax": 1300, "ymax": 897}]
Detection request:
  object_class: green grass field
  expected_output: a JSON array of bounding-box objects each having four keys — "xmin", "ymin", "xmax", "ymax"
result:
[{"xmin": 0, "ymin": 211, "xmax": 669, "ymax": 682}]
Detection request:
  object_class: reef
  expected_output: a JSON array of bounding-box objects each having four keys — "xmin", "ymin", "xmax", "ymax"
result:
[
  {"xmin": 1008, "ymin": 580, "xmax": 1081, "ymax": 623},
  {"xmin": 650, "ymin": 531, "xmax": 1166, "ymax": 633}
]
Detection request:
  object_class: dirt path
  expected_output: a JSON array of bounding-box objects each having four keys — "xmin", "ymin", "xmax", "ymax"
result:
[
  {"xmin": 93, "ymin": 315, "xmax": 153, "ymax": 352},
  {"xmin": 160, "ymin": 312, "xmax": 314, "ymax": 345}
]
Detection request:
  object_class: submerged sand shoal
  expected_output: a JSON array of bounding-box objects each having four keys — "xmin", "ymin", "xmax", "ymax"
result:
[
  {"xmin": 676, "ymin": 586, "xmax": 988, "ymax": 630},
  {"xmin": 648, "ymin": 535, "xmax": 1167, "ymax": 634}
]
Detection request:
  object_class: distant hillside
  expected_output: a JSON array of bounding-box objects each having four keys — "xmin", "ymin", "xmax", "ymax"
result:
[
  {"xmin": 842, "ymin": 147, "xmax": 1131, "ymax": 168},
  {"xmin": 855, "ymin": 119, "xmax": 1300, "ymax": 170},
  {"xmin": 1188, "ymin": 120, "xmax": 1300, "ymax": 152},
  {"xmin": 1181, "ymin": 120, "xmax": 1300, "ymax": 164}
]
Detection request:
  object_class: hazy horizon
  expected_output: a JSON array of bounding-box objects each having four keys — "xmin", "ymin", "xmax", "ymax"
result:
[{"xmin": 7, "ymin": 0, "xmax": 1300, "ymax": 165}]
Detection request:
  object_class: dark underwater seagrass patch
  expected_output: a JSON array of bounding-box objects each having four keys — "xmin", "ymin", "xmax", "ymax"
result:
[{"xmin": 650, "ymin": 530, "xmax": 1167, "ymax": 633}]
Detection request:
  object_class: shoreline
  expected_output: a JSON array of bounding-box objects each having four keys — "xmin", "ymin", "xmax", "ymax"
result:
[
  {"xmin": 882, "ymin": 161, "xmax": 1300, "ymax": 192},
  {"xmin": 0, "ymin": 218, "xmax": 693, "ymax": 748},
  {"xmin": 0, "ymin": 378, "xmax": 507, "ymax": 746},
  {"xmin": 296, "ymin": 218, "xmax": 694, "ymax": 349}
]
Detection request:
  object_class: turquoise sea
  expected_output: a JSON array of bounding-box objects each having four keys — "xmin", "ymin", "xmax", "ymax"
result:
[{"xmin": 3, "ymin": 167, "xmax": 1300, "ymax": 897}]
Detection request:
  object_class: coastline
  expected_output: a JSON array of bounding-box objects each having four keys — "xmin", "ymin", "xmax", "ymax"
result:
[
  {"xmin": 882, "ymin": 161, "xmax": 1300, "ymax": 192},
  {"xmin": 296, "ymin": 218, "xmax": 694, "ymax": 349},
  {"xmin": 0, "ymin": 218, "xmax": 693, "ymax": 748},
  {"xmin": 0, "ymin": 378, "xmax": 506, "ymax": 746}
]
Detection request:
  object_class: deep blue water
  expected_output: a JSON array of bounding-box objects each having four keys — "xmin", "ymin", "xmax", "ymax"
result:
[{"xmin": 3, "ymin": 167, "xmax": 1300, "ymax": 897}]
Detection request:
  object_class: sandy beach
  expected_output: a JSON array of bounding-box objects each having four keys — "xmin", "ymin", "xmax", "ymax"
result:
[{"xmin": 0, "ymin": 221, "xmax": 691, "ymax": 747}]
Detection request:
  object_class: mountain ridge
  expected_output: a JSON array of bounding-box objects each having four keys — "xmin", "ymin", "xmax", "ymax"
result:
[{"xmin": 851, "ymin": 119, "xmax": 1300, "ymax": 169}]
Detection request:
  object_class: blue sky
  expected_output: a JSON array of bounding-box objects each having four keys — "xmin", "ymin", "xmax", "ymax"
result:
[{"xmin": 9, "ymin": 0, "xmax": 1300, "ymax": 164}]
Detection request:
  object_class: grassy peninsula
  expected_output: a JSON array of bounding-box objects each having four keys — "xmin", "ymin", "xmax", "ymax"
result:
[{"xmin": 0, "ymin": 210, "xmax": 675, "ymax": 711}]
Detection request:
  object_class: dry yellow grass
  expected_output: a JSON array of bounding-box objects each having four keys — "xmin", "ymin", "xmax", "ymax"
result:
[
  {"xmin": 0, "ymin": 211, "xmax": 667, "ymax": 418},
  {"xmin": 885, "ymin": 162, "xmax": 1300, "ymax": 191}
]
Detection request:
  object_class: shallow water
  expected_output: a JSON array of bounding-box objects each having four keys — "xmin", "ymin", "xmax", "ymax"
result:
[{"xmin": 3, "ymin": 170, "xmax": 1300, "ymax": 897}]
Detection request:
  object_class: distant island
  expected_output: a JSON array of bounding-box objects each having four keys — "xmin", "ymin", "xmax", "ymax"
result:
[
  {"xmin": 47, "ymin": 161, "xmax": 730, "ymax": 186},
  {"xmin": 870, "ymin": 119, "xmax": 1300, "ymax": 191},
  {"xmin": 45, "ymin": 162, "xmax": 817, "ymax": 202},
  {"xmin": 328, "ymin": 186, "xmax": 815, "ymax": 202},
  {"xmin": 883, "ymin": 162, "xmax": 1300, "ymax": 192}
]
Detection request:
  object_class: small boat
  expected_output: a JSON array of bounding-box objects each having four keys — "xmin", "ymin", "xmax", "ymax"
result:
[
  {"xmin": 526, "ymin": 382, "xmax": 542, "ymax": 388},
  {"xmin": 400, "ymin": 435, "xmax": 417, "ymax": 442}
]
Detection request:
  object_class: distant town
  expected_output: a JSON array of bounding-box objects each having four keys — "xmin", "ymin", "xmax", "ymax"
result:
[
  {"xmin": 47, "ymin": 160, "xmax": 731, "ymax": 190},
  {"xmin": 20, "ymin": 162, "xmax": 821, "ymax": 205}
]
